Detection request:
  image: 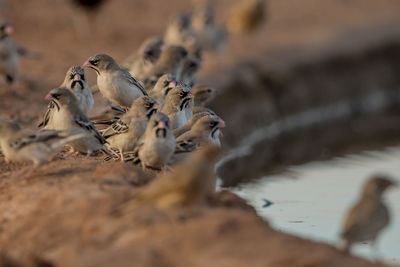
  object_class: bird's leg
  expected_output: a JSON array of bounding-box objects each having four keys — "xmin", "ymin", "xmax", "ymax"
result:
[
  {"xmin": 63, "ymin": 146, "xmax": 78, "ymax": 158},
  {"xmin": 86, "ymin": 150, "xmax": 94, "ymax": 158},
  {"xmin": 108, "ymin": 148, "xmax": 120, "ymax": 161},
  {"xmin": 119, "ymin": 149, "xmax": 125, "ymax": 162}
]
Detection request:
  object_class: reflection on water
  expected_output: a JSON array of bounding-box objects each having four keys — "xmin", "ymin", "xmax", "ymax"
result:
[{"xmin": 233, "ymin": 146, "xmax": 400, "ymax": 264}]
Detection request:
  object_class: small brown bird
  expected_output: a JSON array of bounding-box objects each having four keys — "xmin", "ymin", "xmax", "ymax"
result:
[
  {"xmin": 161, "ymin": 85, "xmax": 194, "ymax": 129},
  {"xmin": 43, "ymin": 87, "xmax": 111, "ymax": 156},
  {"xmin": 191, "ymin": 4, "xmax": 227, "ymax": 52},
  {"xmin": 140, "ymin": 45, "xmax": 188, "ymax": 88},
  {"xmin": 192, "ymin": 106, "xmax": 216, "ymax": 115},
  {"xmin": 124, "ymin": 144, "xmax": 222, "ymax": 210},
  {"xmin": 191, "ymin": 84, "xmax": 217, "ymax": 106},
  {"xmin": 126, "ymin": 112, "xmax": 176, "ymax": 171},
  {"xmin": 39, "ymin": 66, "xmax": 93, "ymax": 129},
  {"xmin": 123, "ymin": 37, "xmax": 164, "ymax": 76},
  {"xmin": 227, "ymin": 0, "xmax": 266, "ymax": 33},
  {"xmin": 71, "ymin": 0, "xmax": 107, "ymax": 16},
  {"xmin": 175, "ymin": 114, "xmax": 225, "ymax": 152},
  {"xmin": 173, "ymin": 111, "xmax": 213, "ymax": 137},
  {"xmin": 340, "ymin": 176, "xmax": 397, "ymax": 253},
  {"xmin": 83, "ymin": 54, "xmax": 147, "ymax": 108},
  {"xmin": 0, "ymin": 120, "xmax": 85, "ymax": 166},
  {"xmin": 164, "ymin": 13, "xmax": 197, "ymax": 48},
  {"xmin": 148, "ymin": 74, "xmax": 177, "ymax": 106},
  {"xmin": 70, "ymin": 0, "xmax": 108, "ymax": 37},
  {"xmin": 0, "ymin": 21, "xmax": 20, "ymax": 85},
  {"xmin": 60, "ymin": 66, "xmax": 94, "ymax": 115},
  {"xmin": 180, "ymin": 54, "xmax": 201, "ymax": 87},
  {"xmin": 101, "ymin": 96, "xmax": 159, "ymax": 161}
]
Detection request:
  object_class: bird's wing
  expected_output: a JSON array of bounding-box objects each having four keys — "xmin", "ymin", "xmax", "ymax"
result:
[
  {"xmin": 38, "ymin": 100, "xmax": 59, "ymax": 128},
  {"xmin": 341, "ymin": 200, "xmax": 378, "ymax": 239},
  {"xmin": 175, "ymin": 139, "xmax": 198, "ymax": 154},
  {"xmin": 101, "ymin": 118, "xmax": 130, "ymax": 138},
  {"xmin": 121, "ymin": 69, "xmax": 148, "ymax": 96},
  {"xmin": 74, "ymin": 115, "xmax": 107, "ymax": 144},
  {"xmin": 9, "ymin": 129, "xmax": 60, "ymax": 150}
]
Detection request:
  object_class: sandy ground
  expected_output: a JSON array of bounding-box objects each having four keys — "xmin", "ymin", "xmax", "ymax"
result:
[{"xmin": 0, "ymin": 0, "xmax": 400, "ymax": 266}]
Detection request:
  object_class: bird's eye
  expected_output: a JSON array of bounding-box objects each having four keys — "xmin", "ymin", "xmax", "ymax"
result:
[
  {"xmin": 207, "ymin": 89, "xmax": 212, "ymax": 93},
  {"xmin": 163, "ymin": 80, "xmax": 170, "ymax": 87},
  {"xmin": 70, "ymin": 74, "xmax": 74, "ymax": 79},
  {"xmin": 145, "ymin": 50, "xmax": 154, "ymax": 57},
  {"xmin": 52, "ymin": 93, "xmax": 61, "ymax": 100},
  {"xmin": 81, "ymin": 74, "xmax": 85, "ymax": 80},
  {"xmin": 154, "ymin": 121, "xmax": 158, "ymax": 127},
  {"xmin": 90, "ymin": 59, "xmax": 99, "ymax": 66},
  {"xmin": 209, "ymin": 121, "xmax": 217, "ymax": 128}
]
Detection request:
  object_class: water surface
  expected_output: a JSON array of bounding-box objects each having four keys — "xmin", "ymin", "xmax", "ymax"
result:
[{"xmin": 234, "ymin": 146, "xmax": 400, "ymax": 264}]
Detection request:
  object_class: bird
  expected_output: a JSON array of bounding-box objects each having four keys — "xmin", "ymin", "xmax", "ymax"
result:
[
  {"xmin": 123, "ymin": 36, "xmax": 164, "ymax": 76},
  {"xmin": 125, "ymin": 112, "xmax": 176, "ymax": 171},
  {"xmin": 0, "ymin": 120, "xmax": 85, "ymax": 167},
  {"xmin": 61, "ymin": 65, "xmax": 94, "ymax": 115},
  {"xmin": 227, "ymin": 0, "xmax": 266, "ymax": 34},
  {"xmin": 175, "ymin": 114, "xmax": 225, "ymax": 153},
  {"xmin": 191, "ymin": 4, "xmax": 227, "ymax": 52},
  {"xmin": 101, "ymin": 96, "xmax": 159, "ymax": 161},
  {"xmin": 191, "ymin": 84, "xmax": 217, "ymax": 106},
  {"xmin": 83, "ymin": 54, "xmax": 147, "ymax": 108},
  {"xmin": 38, "ymin": 66, "xmax": 93, "ymax": 129},
  {"xmin": 161, "ymin": 85, "xmax": 194, "ymax": 129},
  {"xmin": 69, "ymin": 0, "xmax": 108, "ymax": 38},
  {"xmin": 164, "ymin": 13, "xmax": 197, "ymax": 48},
  {"xmin": 0, "ymin": 21, "xmax": 20, "ymax": 86},
  {"xmin": 71, "ymin": 0, "xmax": 107, "ymax": 12},
  {"xmin": 0, "ymin": 21, "xmax": 41, "ymax": 87},
  {"xmin": 173, "ymin": 111, "xmax": 213, "ymax": 137},
  {"xmin": 140, "ymin": 45, "xmax": 188, "ymax": 88},
  {"xmin": 180, "ymin": 54, "xmax": 201, "ymax": 87},
  {"xmin": 122, "ymin": 144, "xmax": 222, "ymax": 211},
  {"xmin": 42, "ymin": 87, "xmax": 112, "ymax": 156},
  {"xmin": 148, "ymin": 74, "xmax": 177, "ymax": 106},
  {"xmin": 192, "ymin": 106, "xmax": 216, "ymax": 115},
  {"xmin": 340, "ymin": 175, "xmax": 397, "ymax": 254}
]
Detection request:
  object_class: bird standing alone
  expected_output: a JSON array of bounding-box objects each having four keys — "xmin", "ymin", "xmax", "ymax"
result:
[{"xmin": 340, "ymin": 176, "xmax": 397, "ymax": 255}]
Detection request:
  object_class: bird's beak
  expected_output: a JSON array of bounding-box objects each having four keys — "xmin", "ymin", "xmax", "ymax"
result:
[
  {"xmin": 218, "ymin": 118, "xmax": 226, "ymax": 128},
  {"xmin": 4, "ymin": 25, "xmax": 13, "ymax": 35},
  {"xmin": 188, "ymin": 91, "xmax": 194, "ymax": 98},
  {"xmin": 45, "ymin": 92, "xmax": 53, "ymax": 100},
  {"xmin": 154, "ymin": 102, "xmax": 160, "ymax": 109},
  {"xmin": 170, "ymin": 80, "xmax": 177, "ymax": 87},
  {"xmin": 74, "ymin": 74, "xmax": 81, "ymax": 81},
  {"xmin": 158, "ymin": 120, "xmax": 166, "ymax": 128},
  {"xmin": 82, "ymin": 60, "xmax": 91, "ymax": 67},
  {"xmin": 160, "ymin": 42, "xmax": 166, "ymax": 50}
]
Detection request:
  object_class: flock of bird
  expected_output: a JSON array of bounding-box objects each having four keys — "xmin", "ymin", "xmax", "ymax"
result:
[
  {"xmin": 0, "ymin": 1, "xmax": 241, "ymax": 171},
  {"xmin": 0, "ymin": 0, "xmax": 397, "ymax": 260}
]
